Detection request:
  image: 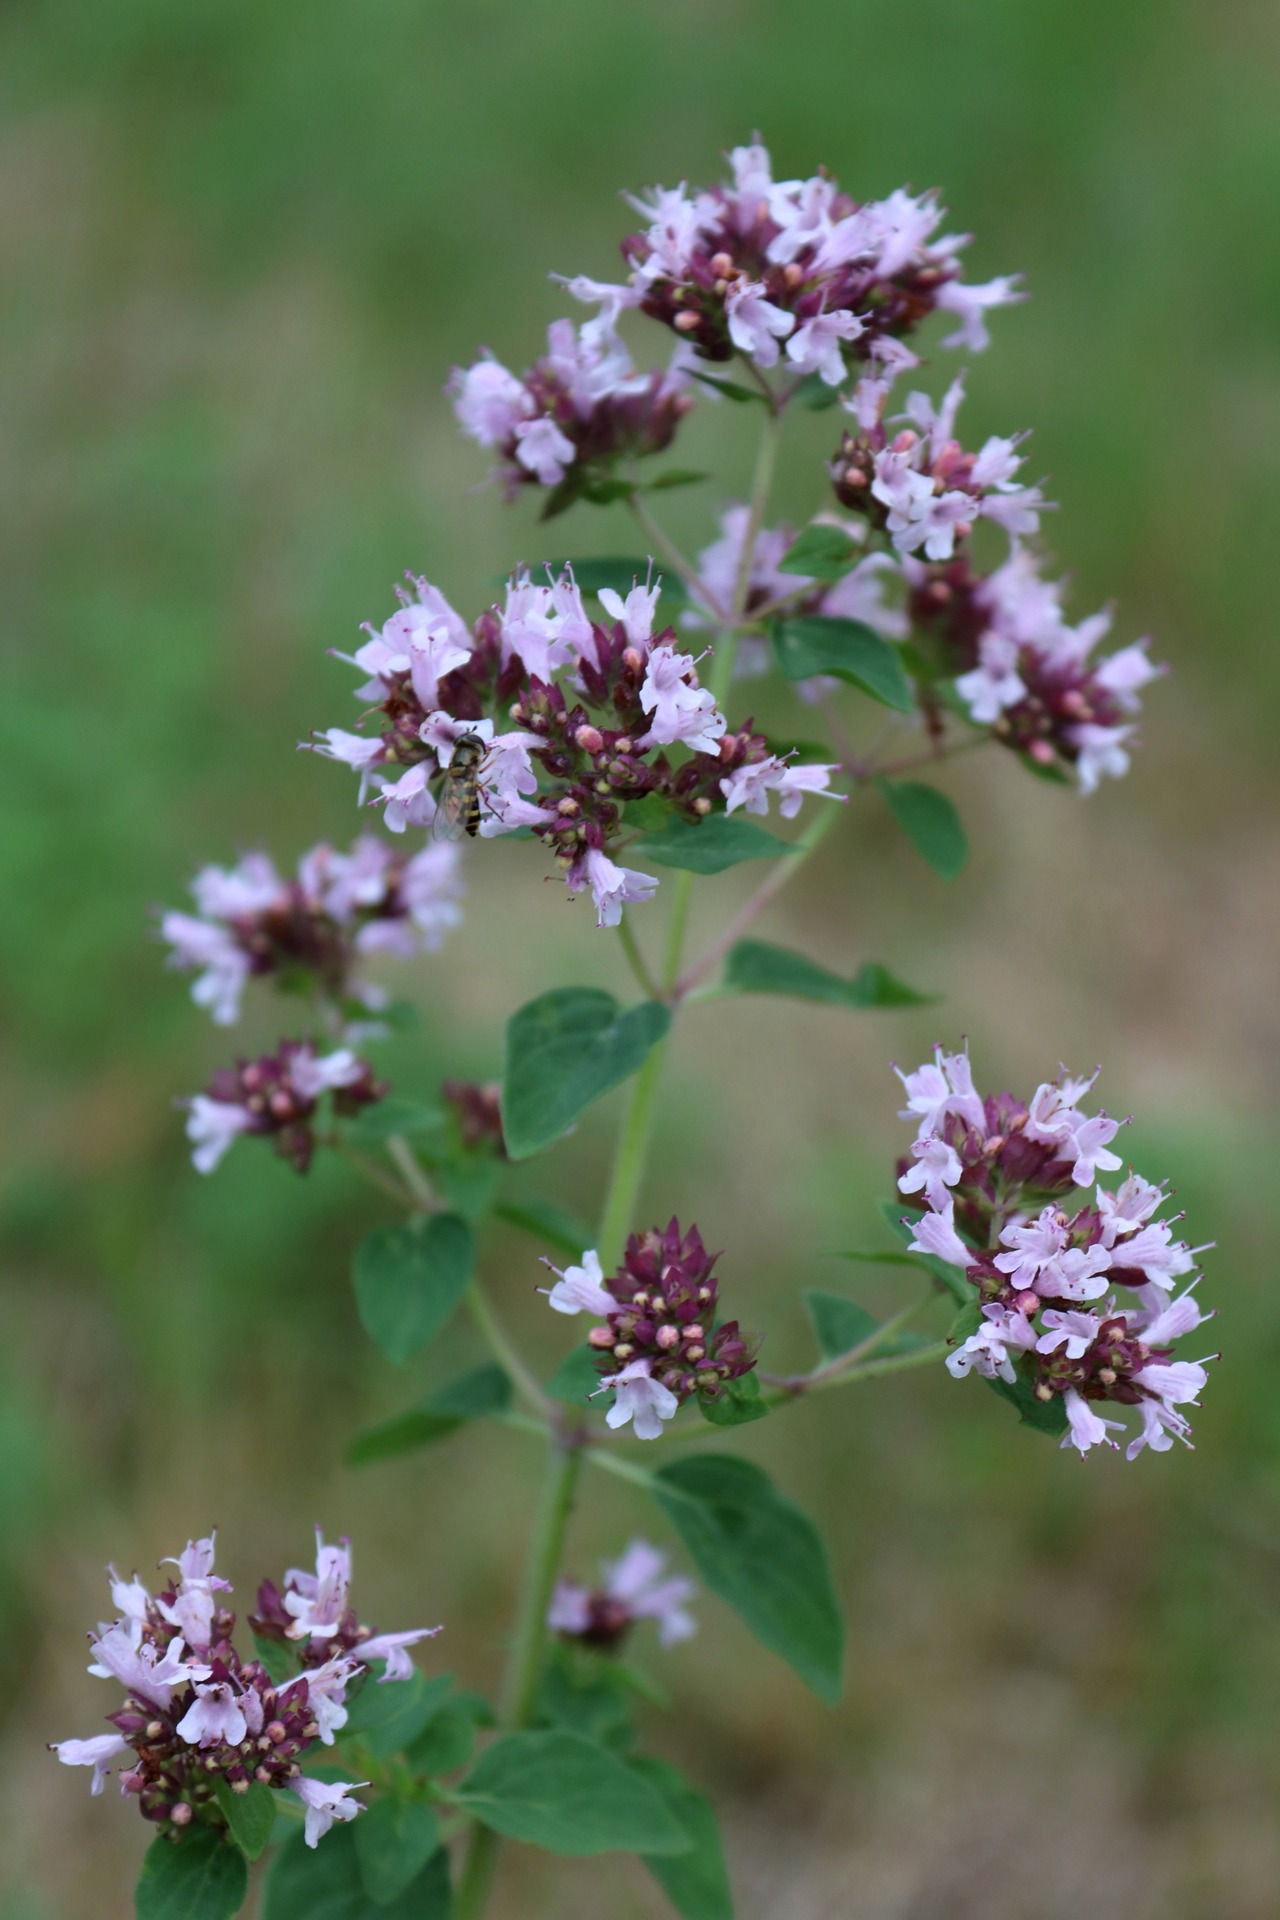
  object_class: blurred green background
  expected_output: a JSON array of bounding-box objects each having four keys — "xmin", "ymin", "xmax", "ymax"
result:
[{"xmin": 3, "ymin": 0, "xmax": 1279, "ymax": 1913}]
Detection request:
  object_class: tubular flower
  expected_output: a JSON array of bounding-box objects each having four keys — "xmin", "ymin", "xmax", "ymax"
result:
[
  {"xmin": 571, "ymin": 139, "xmax": 1018, "ymax": 387},
  {"xmin": 904, "ymin": 545, "xmax": 1163, "ymax": 791},
  {"xmin": 890, "ymin": 1050, "xmax": 1215, "ymax": 1458},
  {"xmin": 548, "ymin": 1539, "xmax": 697, "ymax": 1651},
  {"xmin": 308, "ymin": 568, "xmax": 840, "ymax": 923},
  {"xmin": 160, "ymin": 836, "xmax": 463, "ymax": 1026},
  {"xmin": 184, "ymin": 1041, "xmax": 385, "ymax": 1174},
  {"xmin": 542, "ymin": 1219, "xmax": 760, "ymax": 1436},
  {"xmin": 51, "ymin": 1531, "xmax": 439, "ymax": 1843},
  {"xmin": 449, "ymin": 316, "xmax": 693, "ymax": 511}
]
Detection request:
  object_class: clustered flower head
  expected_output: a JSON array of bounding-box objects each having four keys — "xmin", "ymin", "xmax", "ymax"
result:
[
  {"xmin": 450, "ymin": 315, "xmax": 693, "ymax": 512},
  {"xmin": 894, "ymin": 1048, "xmax": 1215, "ymax": 1458},
  {"xmin": 311, "ymin": 568, "xmax": 840, "ymax": 929},
  {"xmin": 548, "ymin": 1539, "xmax": 696, "ymax": 1651},
  {"xmin": 185, "ymin": 1042, "xmax": 384, "ymax": 1174},
  {"xmin": 543, "ymin": 1219, "xmax": 759, "ymax": 1438},
  {"xmin": 596, "ymin": 138, "xmax": 1020, "ymax": 382},
  {"xmin": 51, "ymin": 1531, "xmax": 439, "ymax": 1848},
  {"xmin": 160, "ymin": 838, "xmax": 463, "ymax": 1028},
  {"xmin": 905, "ymin": 545, "xmax": 1163, "ymax": 791}
]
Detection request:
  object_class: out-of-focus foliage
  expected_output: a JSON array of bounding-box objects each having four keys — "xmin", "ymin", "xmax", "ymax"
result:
[{"xmin": 2, "ymin": 1, "xmax": 1279, "ymax": 1914}]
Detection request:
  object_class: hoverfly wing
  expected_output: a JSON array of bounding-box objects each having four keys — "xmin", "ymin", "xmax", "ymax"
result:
[{"xmin": 431, "ymin": 774, "xmax": 472, "ymax": 843}]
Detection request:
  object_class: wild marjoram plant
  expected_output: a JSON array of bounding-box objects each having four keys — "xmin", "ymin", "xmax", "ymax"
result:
[{"xmin": 53, "ymin": 140, "xmax": 1216, "ymax": 1920}]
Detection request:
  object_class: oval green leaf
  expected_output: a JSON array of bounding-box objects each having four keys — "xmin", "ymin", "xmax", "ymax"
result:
[
  {"xmin": 632, "ymin": 1756, "xmax": 735, "ymax": 1920},
  {"xmin": 136, "ymin": 1830, "xmax": 248, "ymax": 1920},
  {"xmin": 213, "ymin": 1778, "xmax": 277, "ymax": 1862},
  {"xmin": 877, "ymin": 778, "xmax": 969, "ymax": 879},
  {"xmin": 263, "ymin": 1825, "xmax": 450, "ymax": 1920},
  {"xmin": 634, "ymin": 815, "xmax": 796, "ymax": 875},
  {"xmin": 722, "ymin": 939, "xmax": 934, "ymax": 1008},
  {"xmin": 773, "ymin": 616, "xmax": 914, "ymax": 711},
  {"xmin": 652, "ymin": 1455, "xmax": 843, "ymax": 1705},
  {"xmin": 502, "ymin": 988, "xmax": 670, "ymax": 1161},
  {"xmin": 354, "ymin": 1798, "xmax": 441, "ymax": 1906},
  {"xmin": 455, "ymin": 1730, "xmax": 689, "ymax": 1856},
  {"xmin": 352, "ymin": 1213, "xmax": 475, "ymax": 1364}
]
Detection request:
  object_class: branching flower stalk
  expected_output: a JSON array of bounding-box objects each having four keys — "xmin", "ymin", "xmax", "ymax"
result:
[{"xmin": 56, "ymin": 138, "xmax": 1213, "ymax": 1920}]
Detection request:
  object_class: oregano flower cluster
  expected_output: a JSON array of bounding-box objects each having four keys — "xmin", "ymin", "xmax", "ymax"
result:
[{"xmin": 55, "ymin": 136, "xmax": 1214, "ymax": 1920}]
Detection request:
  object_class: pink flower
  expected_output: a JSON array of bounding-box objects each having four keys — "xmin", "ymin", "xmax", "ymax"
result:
[
  {"xmin": 598, "ymin": 1358, "xmax": 680, "ymax": 1441},
  {"xmin": 785, "ymin": 307, "xmax": 865, "ymax": 385},
  {"xmin": 597, "ymin": 580, "xmax": 662, "ymax": 649},
  {"xmin": 294, "ymin": 1776, "xmax": 367, "ymax": 1849},
  {"xmin": 895, "ymin": 1046, "xmax": 986, "ymax": 1139},
  {"xmin": 1036, "ymin": 1309, "xmax": 1103, "ymax": 1360},
  {"xmin": 955, "ymin": 632, "xmax": 1027, "ymax": 724},
  {"xmin": 450, "ymin": 353, "xmax": 532, "ymax": 444},
  {"xmin": 176, "ymin": 1682, "xmax": 248, "ymax": 1750},
  {"xmin": 87, "ymin": 1626, "xmax": 210, "ymax": 1711},
  {"xmin": 720, "ymin": 756, "xmax": 843, "ymax": 820},
  {"xmin": 567, "ymin": 848, "xmax": 660, "ymax": 930},
  {"xmin": 51, "ymin": 1733, "xmax": 129, "ymax": 1795},
  {"xmin": 898, "ymin": 1135, "xmax": 963, "ymax": 1210},
  {"xmin": 819, "ymin": 552, "xmax": 908, "ymax": 638},
  {"xmin": 544, "ymin": 1249, "xmax": 615, "ymax": 1317},
  {"xmin": 725, "ymin": 281, "xmax": 794, "ymax": 367},
  {"xmin": 283, "ymin": 1530, "xmax": 352, "ymax": 1641},
  {"xmin": 638, "ymin": 645, "xmax": 727, "ymax": 754},
  {"xmin": 1061, "ymin": 1387, "xmax": 1124, "ymax": 1457},
  {"xmin": 513, "ymin": 415, "xmax": 576, "ymax": 486},
  {"xmin": 603, "ymin": 1540, "xmax": 697, "ymax": 1647},
  {"xmin": 279, "ymin": 1653, "xmax": 362, "ymax": 1744},
  {"xmin": 185, "ymin": 1096, "xmax": 253, "ymax": 1175},
  {"xmin": 935, "ymin": 274, "xmax": 1025, "ymax": 352},
  {"xmin": 907, "ymin": 1202, "xmax": 973, "ymax": 1273},
  {"xmin": 160, "ymin": 916, "xmax": 251, "ymax": 1027},
  {"xmin": 946, "ymin": 1304, "xmax": 1037, "ymax": 1383},
  {"xmin": 360, "ymin": 1625, "xmax": 444, "ymax": 1682}
]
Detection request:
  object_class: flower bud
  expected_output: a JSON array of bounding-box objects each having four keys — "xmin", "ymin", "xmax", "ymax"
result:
[
  {"xmin": 171, "ymin": 1802, "xmax": 193, "ymax": 1827},
  {"xmin": 574, "ymin": 724, "xmax": 604, "ymax": 754}
]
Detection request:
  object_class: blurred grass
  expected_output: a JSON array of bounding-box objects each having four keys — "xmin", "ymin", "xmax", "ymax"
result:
[{"xmin": 2, "ymin": 0, "xmax": 1280, "ymax": 1914}]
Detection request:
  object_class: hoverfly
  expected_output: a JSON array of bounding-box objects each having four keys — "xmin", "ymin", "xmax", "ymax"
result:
[{"xmin": 432, "ymin": 731, "xmax": 493, "ymax": 842}]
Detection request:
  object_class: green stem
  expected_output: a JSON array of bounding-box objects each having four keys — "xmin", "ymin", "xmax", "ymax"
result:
[
  {"xmin": 595, "ymin": 1038, "xmax": 669, "ymax": 1274},
  {"xmin": 762, "ymin": 1337, "xmax": 951, "ymax": 1407},
  {"xmin": 616, "ymin": 908, "xmax": 660, "ymax": 1000},
  {"xmin": 385, "ymin": 1134, "xmax": 437, "ymax": 1210},
  {"xmin": 454, "ymin": 1439, "xmax": 583, "ymax": 1920},
  {"xmin": 628, "ymin": 495, "xmax": 720, "ymax": 616},
  {"xmin": 465, "ymin": 1277, "xmax": 549, "ymax": 1419}
]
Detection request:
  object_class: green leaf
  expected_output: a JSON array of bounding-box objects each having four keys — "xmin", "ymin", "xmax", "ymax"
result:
[
  {"xmin": 632, "ymin": 1757, "xmax": 735, "ymax": 1920},
  {"xmin": 579, "ymin": 476, "xmax": 637, "ymax": 506},
  {"xmin": 789, "ymin": 371, "xmax": 843, "ymax": 412},
  {"xmin": 353, "ymin": 1214, "xmax": 475, "ymax": 1364},
  {"xmin": 687, "ymin": 370, "xmax": 764, "ymax": 403},
  {"xmin": 697, "ymin": 1373, "xmax": 768, "ymax": 1427},
  {"xmin": 354, "ymin": 1799, "xmax": 441, "ymax": 1906},
  {"xmin": 545, "ymin": 1343, "xmax": 603, "ymax": 1405},
  {"xmin": 652, "ymin": 1456, "xmax": 843, "ymax": 1704},
  {"xmin": 405, "ymin": 1696, "xmax": 484, "ymax": 1777},
  {"xmin": 502, "ymin": 988, "xmax": 670, "ymax": 1160},
  {"xmin": 214, "ymin": 1779, "xmax": 277, "ymax": 1862},
  {"xmin": 252, "ymin": 1632, "xmax": 297, "ymax": 1685},
  {"xmin": 136, "ymin": 1831, "xmax": 248, "ymax": 1920},
  {"xmin": 538, "ymin": 1656, "xmax": 635, "ymax": 1748},
  {"xmin": 878, "ymin": 778, "xmax": 969, "ymax": 879},
  {"xmin": 773, "ymin": 617, "xmax": 914, "ymax": 712},
  {"xmin": 494, "ymin": 1199, "xmax": 594, "ymax": 1261},
  {"xmin": 342, "ymin": 1100, "xmax": 445, "ymax": 1146},
  {"xmin": 535, "ymin": 555, "xmax": 689, "ymax": 605},
  {"xmin": 263, "ymin": 1826, "xmax": 450, "ymax": 1920},
  {"xmin": 987, "ymin": 1373, "xmax": 1070, "ymax": 1434},
  {"xmin": 804, "ymin": 1290, "xmax": 931, "ymax": 1363},
  {"xmin": 643, "ymin": 469, "xmax": 711, "ymax": 492},
  {"xmin": 722, "ymin": 940, "xmax": 935, "ymax": 1009},
  {"xmin": 340, "ymin": 1671, "xmax": 452, "ymax": 1758},
  {"xmin": 634, "ymin": 815, "xmax": 796, "ymax": 875},
  {"xmin": 347, "ymin": 1359, "xmax": 511, "ymax": 1464},
  {"xmin": 455, "ymin": 1731, "xmax": 688, "ymax": 1856},
  {"xmin": 434, "ymin": 1154, "xmax": 502, "ymax": 1223},
  {"xmin": 622, "ymin": 792, "xmax": 676, "ymax": 832},
  {"xmin": 778, "ymin": 524, "xmax": 861, "ymax": 579}
]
